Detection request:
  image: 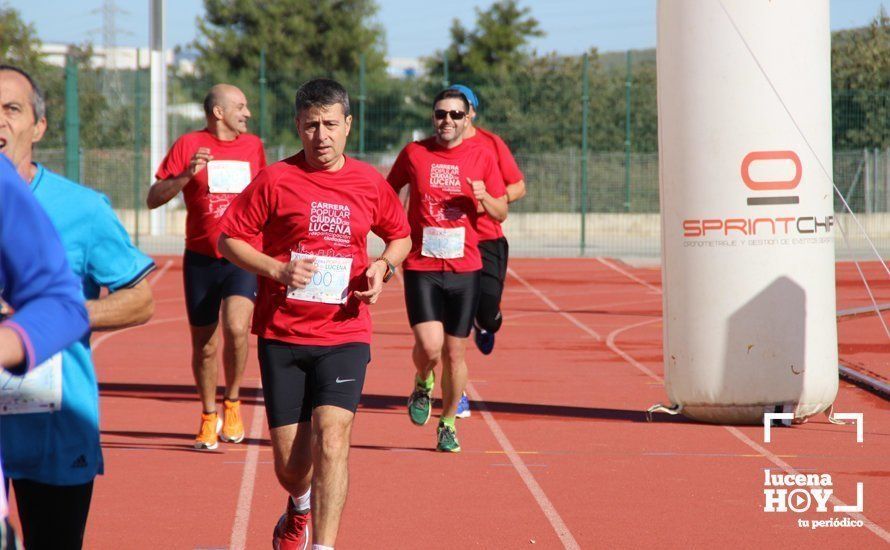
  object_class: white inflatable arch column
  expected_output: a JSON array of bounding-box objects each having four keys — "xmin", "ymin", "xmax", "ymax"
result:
[{"xmin": 657, "ymin": 0, "xmax": 838, "ymax": 424}]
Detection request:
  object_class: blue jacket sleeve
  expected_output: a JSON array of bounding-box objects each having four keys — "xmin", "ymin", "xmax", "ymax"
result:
[{"xmin": 0, "ymin": 159, "xmax": 89, "ymax": 372}]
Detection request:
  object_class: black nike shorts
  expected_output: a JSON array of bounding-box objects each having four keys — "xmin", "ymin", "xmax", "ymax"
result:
[
  {"xmin": 403, "ymin": 269, "xmax": 481, "ymax": 337},
  {"xmin": 183, "ymin": 249, "xmax": 257, "ymax": 327},
  {"xmin": 257, "ymin": 338, "xmax": 370, "ymax": 428}
]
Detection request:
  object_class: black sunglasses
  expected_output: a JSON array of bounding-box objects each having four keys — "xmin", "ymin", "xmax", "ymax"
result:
[{"xmin": 433, "ymin": 109, "xmax": 467, "ymax": 120}]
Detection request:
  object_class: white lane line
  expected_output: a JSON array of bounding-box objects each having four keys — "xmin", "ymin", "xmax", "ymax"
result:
[
  {"xmin": 149, "ymin": 259, "xmax": 174, "ymax": 287},
  {"xmin": 592, "ymin": 263, "xmax": 890, "ymax": 545},
  {"xmin": 229, "ymin": 394, "xmax": 267, "ymax": 550},
  {"xmin": 466, "ymin": 382, "xmax": 580, "ymax": 550},
  {"xmin": 506, "ymin": 267, "xmax": 602, "ymax": 341},
  {"xmin": 604, "ymin": 318, "xmax": 663, "ymax": 383},
  {"xmin": 91, "ymin": 316, "xmax": 187, "ymax": 352},
  {"xmin": 595, "ymin": 257, "xmax": 662, "ymax": 294}
]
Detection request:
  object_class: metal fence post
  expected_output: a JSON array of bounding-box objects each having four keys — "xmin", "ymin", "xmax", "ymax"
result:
[
  {"xmin": 65, "ymin": 55, "xmax": 80, "ymax": 182},
  {"xmin": 625, "ymin": 50, "xmax": 632, "ymax": 212},
  {"xmin": 259, "ymin": 49, "xmax": 268, "ymax": 143},
  {"xmin": 359, "ymin": 53, "xmax": 366, "ymax": 156},
  {"xmin": 133, "ymin": 68, "xmax": 144, "ymax": 246},
  {"xmin": 865, "ymin": 148, "xmax": 872, "ymax": 213},
  {"xmin": 580, "ymin": 53, "xmax": 589, "ymax": 256},
  {"xmin": 443, "ymin": 54, "xmax": 450, "ymax": 88}
]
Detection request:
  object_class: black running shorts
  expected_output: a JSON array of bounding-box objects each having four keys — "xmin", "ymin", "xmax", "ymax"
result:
[
  {"xmin": 183, "ymin": 249, "xmax": 257, "ymax": 326},
  {"xmin": 258, "ymin": 339, "xmax": 370, "ymax": 428},
  {"xmin": 476, "ymin": 237, "xmax": 509, "ymax": 333},
  {"xmin": 403, "ymin": 270, "xmax": 481, "ymax": 338}
]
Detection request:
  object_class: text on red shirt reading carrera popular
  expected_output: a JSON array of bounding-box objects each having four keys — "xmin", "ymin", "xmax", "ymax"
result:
[
  {"xmin": 387, "ymin": 137, "xmax": 505, "ymax": 272},
  {"xmin": 155, "ymin": 129, "xmax": 267, "ymax": 258},
  {"xmin": 467, "ymin": 127, "xmax": 524, "ymax": 242},
  {"xmin": 219, "ymin": 152, "xmax": 409, "ymax": 346}
]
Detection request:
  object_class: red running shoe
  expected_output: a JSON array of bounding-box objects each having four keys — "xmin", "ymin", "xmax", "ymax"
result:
[{"xmin": 272, "ymin": 499, "xmax": 310, "ymax": 550}]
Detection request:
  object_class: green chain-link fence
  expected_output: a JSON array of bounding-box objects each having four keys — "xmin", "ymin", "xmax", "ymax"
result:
[{"xmin": 32, "ymin": 53, "xmax": 890, "ymax": 257}]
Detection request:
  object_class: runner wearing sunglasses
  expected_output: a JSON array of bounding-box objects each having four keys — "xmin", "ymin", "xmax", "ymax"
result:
[
  {"xmin": 446, "ymin": 84, "xmax": 527, "ymax": 419},
  {"xmin": 387, "ymin": 88, "xmax": 507, "ymax": 452}
]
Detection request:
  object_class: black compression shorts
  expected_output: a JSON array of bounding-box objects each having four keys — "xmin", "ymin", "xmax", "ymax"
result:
[
  {"xmin": 183, "ymin": 249, "xmax": 257, "ymax": 326},
  {"xmin": 476, "ymin": 237, "xmax": 509, "ymax": 333},
  {"xmin": 257, "ymin": 339, "xmax": 370, "ymax": 428},
  {"xmin": 403, "ymin": 270, "xmax": 481, "ymax": 338}
]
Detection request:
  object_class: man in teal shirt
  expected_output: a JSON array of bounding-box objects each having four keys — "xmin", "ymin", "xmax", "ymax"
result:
[{"xmin": 0, "ymin": 65, "xmax": 155, "ymax": 549}]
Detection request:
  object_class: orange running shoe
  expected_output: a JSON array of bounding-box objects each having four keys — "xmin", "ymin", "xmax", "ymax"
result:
[
  {"xmin": 221, "ymin": 399, "xmax": 245, "ymax": 443},
  {"xmin": 194, "ymin": 412, "xmax": 221, "ymax": 450}
]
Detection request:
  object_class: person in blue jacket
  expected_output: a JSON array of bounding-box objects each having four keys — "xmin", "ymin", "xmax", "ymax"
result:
[
  {"xmin": 0, "ymin": 152, "xmax": 90, "ymax": 550},
  {"xmin": 0, "ymin": 65, "xmax": 156, "ymax": 550}
]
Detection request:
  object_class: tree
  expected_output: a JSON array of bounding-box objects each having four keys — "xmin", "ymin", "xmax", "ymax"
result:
[
  {"xmin": 832, "ymin": 8, "xmax": 890, "ymax": 148},
  {"xmin": 189, "ymin": 0, "xmax": 390, "ymax": 148},
  {"xmin": 427, "ymin": 0, "xmax": 543, "ymax": 84},
  {"xmin": 0, "ymin": 6, "xmax": 46, "ymax": 70}
]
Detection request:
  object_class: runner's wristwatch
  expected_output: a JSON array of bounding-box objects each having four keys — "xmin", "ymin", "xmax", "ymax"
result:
[{"xmin": 377, "ymin": 257, "xmax": 396, "ymax": 283}]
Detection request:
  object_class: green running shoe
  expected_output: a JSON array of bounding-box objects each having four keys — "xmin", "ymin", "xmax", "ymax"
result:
[
  {"xmin": 436, "ymin": 422, "xmax": 461, "ymax": 453},
  {"xmin": 407, "ymin": 388, "xmax": 432, "ymax": 426}
]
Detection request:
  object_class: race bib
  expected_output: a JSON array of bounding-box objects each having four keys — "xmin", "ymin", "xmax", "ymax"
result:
[
  {"xmin": 0, "ymin": 353, "xmax": 63, "ymax": 415},
  {"xmin": 286, "ymin": 253, "xmax": 353, "ymax": 304},
  {"xmin": 207, "ymin": 160, "xmax": 252, "ymax": 194},
  {"xmin": 421, "ymin": 226, "xmax": 465, "ymax": 259}
]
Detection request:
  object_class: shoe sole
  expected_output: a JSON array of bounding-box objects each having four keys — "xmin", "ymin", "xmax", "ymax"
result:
[
  {"xmin": 436, "ymin": 445, "xmax": 462, "ymax": 453},
  {"xmin": 194, "ymin": 418, "xmax": 223, "ymax": 450},
  {"xmin": 220, "ymin": 426, "xmax": 245, "ymax": 443},
  {"xmin": 455, "ymin": 409, "xmax": 471, "ymax": 419},
  {"xmin": 220, "ymin": 433, "xmax": 245, "ymax": 443}
]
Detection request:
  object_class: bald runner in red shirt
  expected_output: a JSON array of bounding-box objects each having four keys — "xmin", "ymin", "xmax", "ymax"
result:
[{"xmin": 149, "ymin": 84, "xmax": 266, "ymax": 451}]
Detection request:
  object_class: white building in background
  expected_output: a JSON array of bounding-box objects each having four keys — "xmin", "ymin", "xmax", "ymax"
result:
[
  {"xmin": 39, "ymin": 43, "xmax": 186, "ymax": 72},
  {"xmin": 386, "ymin": 57, "xmax": 424, "ymax": 79}
]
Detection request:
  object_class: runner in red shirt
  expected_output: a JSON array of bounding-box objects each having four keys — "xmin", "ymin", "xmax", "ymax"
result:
[
  {"xmin": 218, "ymin": 78, "xmax": 410, "ymax": 550},
  {"xmin": 448, "ymin": 84, "xmax": 528, "ymax": 419},
  {"xmin": 387, "ymin": 88, "xmax": 507, "ymax": 453},
  {"xmin": 148, "ymin": 84, "xmax": 266, "ymax": 450}
]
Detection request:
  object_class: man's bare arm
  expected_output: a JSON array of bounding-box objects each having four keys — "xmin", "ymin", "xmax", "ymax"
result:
[
  {"xmin": 86, "ymin": 279, "xmax": 154, "ymax": 331},
  {"xmin": 506, "ymin": 180, "xmax": 526, "ymax": 203}
]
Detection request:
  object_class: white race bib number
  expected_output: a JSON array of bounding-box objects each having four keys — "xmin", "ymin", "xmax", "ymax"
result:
[
  {"xmin": 286, "ymin": 253, "xmax": 353, "ymax": 304},
  {"xmin": 421, "ymin": 227, "xmax": 465, "ymax": 259},
  {"xmin": 207, "ymin": 160, "xmax": 252, "ymax": 194},
  {"xmin": 0, "ymin": 353, "xmax": 63, "ymax": 415}
]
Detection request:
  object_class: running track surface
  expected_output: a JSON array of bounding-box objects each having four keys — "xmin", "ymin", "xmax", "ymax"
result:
[{"xmin": 9, "ymin": 257, "xmax": 888, "ymax": 549}]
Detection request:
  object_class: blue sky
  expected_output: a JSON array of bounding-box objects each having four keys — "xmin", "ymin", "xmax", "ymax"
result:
[{"xmin": 7, "ymin": 0, "xmax": 889, "ymax": 57}]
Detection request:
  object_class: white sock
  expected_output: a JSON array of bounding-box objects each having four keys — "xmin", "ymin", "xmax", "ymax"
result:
[
  {"xmin": 312, "ymin": 546, "xmax": 334, "ymax": 550},
  {"xmin": 291, "ymin": 488, "xmax": 311, "ymax": 512}
]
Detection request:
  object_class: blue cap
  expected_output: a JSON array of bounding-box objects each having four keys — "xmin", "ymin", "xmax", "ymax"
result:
[{"xmin": 447, "ymin": 84, "xmax": 478, "ymax": 110}]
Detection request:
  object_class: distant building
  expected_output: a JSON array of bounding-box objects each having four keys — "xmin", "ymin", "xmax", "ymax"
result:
[
  {"xmin": 386, "ymin": 57, "xmax": 424, "ymax": 79},
  {"xmin": 40, "ymin": 44, "xmax": 419, "ymax": 81},
  {"xmin": 39, "ymin": 43, "xmax": 187, "ymax": 72}
]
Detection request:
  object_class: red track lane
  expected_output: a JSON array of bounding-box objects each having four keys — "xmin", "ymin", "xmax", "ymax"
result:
[{"xmin": 8, "ymin": 257, "xmax": 887, "ymax": 548}]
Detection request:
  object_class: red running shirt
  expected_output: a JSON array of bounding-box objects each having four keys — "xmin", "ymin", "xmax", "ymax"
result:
[
  {"xmin": 466, "ymin": 127, "xmax": 524, "ymax": 241},
  {"xmin": 387, "ymin": 138, "xmax": 506, "ymax": 272},
  {"xmin": 155, "ymin": 130, "xmax": 267, "ymax": 258},
  {"xmin": 219, "ymin": 152, "xmax": 410, "ymax": 346}
]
